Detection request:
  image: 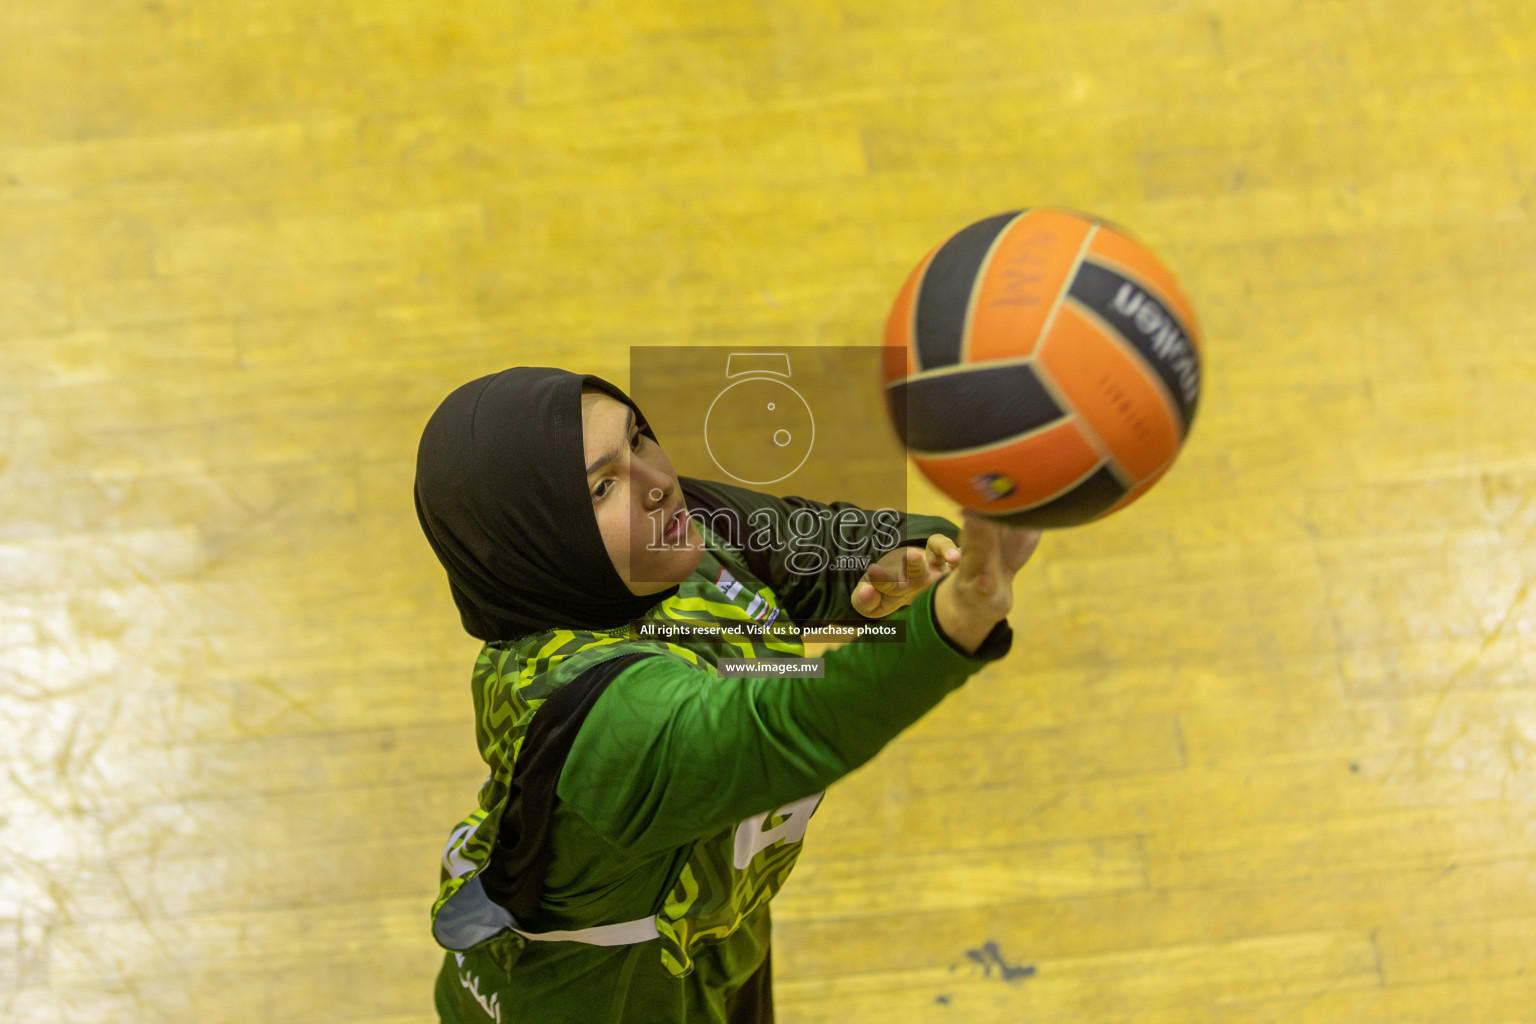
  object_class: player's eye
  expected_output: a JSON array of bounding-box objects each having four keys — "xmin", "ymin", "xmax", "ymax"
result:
[{"xmin": 590, "ymin": 426, "xmax": 642, "ymax": 502}]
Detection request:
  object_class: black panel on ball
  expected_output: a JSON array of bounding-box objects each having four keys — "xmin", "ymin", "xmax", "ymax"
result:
[
  {"xmin": 990, "ymin": 464, "xmax": 1129, "ymax": 529},
  {"xmin": 1068, "ymin": 261, "xmax": 1201, "ymax": 435},
  {"xmin": 913, "ymin": 211, "xmax": 1023, "ymax": 371},
  {"xmin": 887, "ymin": 362, "xmax": 1065, "ymax": 453}
]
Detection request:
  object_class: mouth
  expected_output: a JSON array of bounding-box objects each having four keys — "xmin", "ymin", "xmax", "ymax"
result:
[{"xmin": 661, "ymin": 505, "xmax": 690, "ymax": 544}]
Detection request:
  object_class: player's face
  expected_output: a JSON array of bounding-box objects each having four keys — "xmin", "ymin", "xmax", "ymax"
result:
[{"xmin": 581, "ymin": 390, "xmax": 703, "ymax": 595}]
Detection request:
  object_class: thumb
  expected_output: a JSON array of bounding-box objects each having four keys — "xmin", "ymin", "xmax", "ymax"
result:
[{"xmin": 851, "ymin": 580, "xmax": 879, "ymax": 616}]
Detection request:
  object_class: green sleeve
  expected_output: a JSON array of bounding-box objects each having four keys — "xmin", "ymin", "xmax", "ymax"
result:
[
  {"xmin": 680, "ymin": 475, "xmax": 960, "ymax": 622},
  {"xmin": 556, "ymin": 583, "xmax": 1011, "ymax": 858}
]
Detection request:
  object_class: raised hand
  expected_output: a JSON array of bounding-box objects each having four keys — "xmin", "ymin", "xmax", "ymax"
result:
[
  {"xmin": 851, "ymin": 532, "xmax": 962, "ymax": 619},
  {"xmin": 933, "ymin": 512, "xmax": 1043, "ymax": 654}
]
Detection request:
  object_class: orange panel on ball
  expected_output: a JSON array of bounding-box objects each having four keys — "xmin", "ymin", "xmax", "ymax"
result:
[
  {"xmin": 965, "ymin": 209, "xmax": 1095, "ymax": 363},
  {"xmin": 1035, "ymin": 304, "xmax": 1182, "ymax": 481},
  {"xmin": 909, "ymin": 417, "xmax": 1103, "ymax": 513}
]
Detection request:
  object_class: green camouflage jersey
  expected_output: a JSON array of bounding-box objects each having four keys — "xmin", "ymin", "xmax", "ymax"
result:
[{"xmin": 431, "ymin": 479, "xmax": 1012, "ymax": 1023}]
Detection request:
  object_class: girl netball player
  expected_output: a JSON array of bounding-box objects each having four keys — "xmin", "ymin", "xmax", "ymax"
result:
[{"xmin": 414, "ymin": 366, "xmax": 1040, "ymax": 1023}]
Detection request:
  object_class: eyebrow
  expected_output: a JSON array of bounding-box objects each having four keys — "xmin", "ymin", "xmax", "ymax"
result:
[{"xmin": 585, "ymin": 406, "xmax": 636, "ymax": 476}]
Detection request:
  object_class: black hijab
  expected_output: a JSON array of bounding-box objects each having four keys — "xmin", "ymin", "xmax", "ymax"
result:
[{"xmin": 414, "ymin": 366, "xmax": 677, "ymax": 641}]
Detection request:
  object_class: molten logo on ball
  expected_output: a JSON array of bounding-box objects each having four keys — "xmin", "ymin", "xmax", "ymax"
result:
[{"xmin": 970, "ymin": 473, "xmax": 1018, "ymax": 502}]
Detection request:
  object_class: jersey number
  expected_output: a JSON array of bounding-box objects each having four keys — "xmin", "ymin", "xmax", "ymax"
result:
[{"xmin": 732, "ymin": 792, "xmax": 824, "ymax": 870}]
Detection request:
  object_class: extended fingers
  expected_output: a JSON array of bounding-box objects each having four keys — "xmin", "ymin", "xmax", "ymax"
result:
[
  {"xmin": 959, "ymin": 511, "xmax": 1043, "ymax": 577},
  {"xmin": 866, "ymin": 546, "xmax": 932, "ymax": 587},
  {"xmin": 926, "ymin": 532, "xmax": 961, "ymax": 571},
  {"xmin": 904, "ymin": 545, "xmax": 927, "ymax": 582},
  {"xmin": 958, "ymin": 510, "xmax": 999, "ymax": 567},
  {"xmin": 1006, "ymin": 529, "xmax": 1043, "ymax": 570}
]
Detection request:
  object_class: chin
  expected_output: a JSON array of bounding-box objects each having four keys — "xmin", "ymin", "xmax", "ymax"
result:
[
  {"xmin": 665, "ymin": 543, "xmax": 705, "ymax": 585},
  {"xmin": 629, "ymin": 546, "xmax": 703, "ymax": 595}
]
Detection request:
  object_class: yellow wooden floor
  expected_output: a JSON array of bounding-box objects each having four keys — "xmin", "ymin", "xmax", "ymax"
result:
[{"xmin": 4, "ymin": 1, "xmax": 1535, "ymax": 1020}]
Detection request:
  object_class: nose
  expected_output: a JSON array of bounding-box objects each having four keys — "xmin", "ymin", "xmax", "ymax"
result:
[{"xmin": 637, "ymin": 465, "xmax": 673, "ymax": 509}]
